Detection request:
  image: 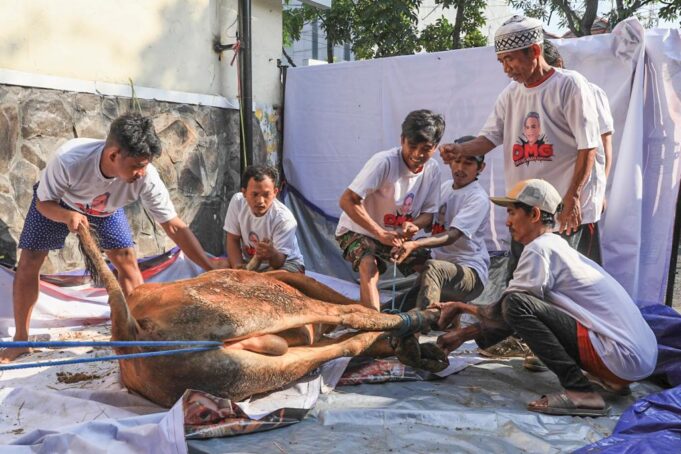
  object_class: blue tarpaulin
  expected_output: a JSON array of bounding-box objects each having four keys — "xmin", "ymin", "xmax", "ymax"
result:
[{"xmin": 577, "ymin": 305, "xmax": 681, "ymax": 452}]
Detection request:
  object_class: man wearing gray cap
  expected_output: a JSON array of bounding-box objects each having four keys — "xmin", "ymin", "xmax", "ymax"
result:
[
  {"xmin": 431, "ymin": 179, "xmax": 657, "ymax": 417},
  {"xmin": 440, "ymin": 15, "xmax": 603, "ymax": 264}
]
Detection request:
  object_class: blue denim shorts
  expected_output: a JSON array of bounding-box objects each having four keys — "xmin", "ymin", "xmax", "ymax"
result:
[{"xmin": 18, "ymin": 187, "xmax": 134, "ymax": 251}]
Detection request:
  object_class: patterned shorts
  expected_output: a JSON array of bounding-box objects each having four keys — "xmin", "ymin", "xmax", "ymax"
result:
[
  {"xmin": 336, "ymin": 231, "xmax": 430, "ymax": 276},
  {"xmin": 18, "ymin": 188, "xmax": 134, "ymax": 251}
]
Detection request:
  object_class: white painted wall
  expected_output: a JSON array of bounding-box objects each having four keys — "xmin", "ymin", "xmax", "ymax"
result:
[{"xmin": 0, "ymin": 0, "xmax": 282, "ymax": 106}]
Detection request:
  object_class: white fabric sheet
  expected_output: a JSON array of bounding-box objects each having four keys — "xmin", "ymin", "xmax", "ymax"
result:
[{"xmin": 283, "ymin": 18, "xmax": 681, "ymax": 307}]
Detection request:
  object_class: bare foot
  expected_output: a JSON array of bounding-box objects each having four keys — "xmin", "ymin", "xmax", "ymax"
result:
[
  {"xmin": 528, "ymin": 389, "xmax": 606, "ymax": 413},
  {"xmin": 584, "ymin": 371, "xmax": 632, "ymax": 396},
  {"xmin": 0, "ymin": 347, "xmax": 32, "ymax": 363}
]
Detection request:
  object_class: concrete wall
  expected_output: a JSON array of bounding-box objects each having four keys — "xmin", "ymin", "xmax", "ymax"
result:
[
  {"xmin": 0, "ymin": 0, "xmax": 282, "ymax": 106},
  {"xmin": 0, "ymin": 84, "xmax": 273, "ymax": 272}
]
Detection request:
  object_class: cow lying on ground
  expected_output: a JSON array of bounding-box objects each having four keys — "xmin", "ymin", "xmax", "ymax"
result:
[{"xmin": 78, "ymin": 226, "xmax": 448, "ymax": 407}]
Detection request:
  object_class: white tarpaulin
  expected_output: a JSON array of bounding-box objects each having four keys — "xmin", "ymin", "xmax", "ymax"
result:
[{"xmin": 283, "ymin": 18, "xmax": 681, "ymax": 307}]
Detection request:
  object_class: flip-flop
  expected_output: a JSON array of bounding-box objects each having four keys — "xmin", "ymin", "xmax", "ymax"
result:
[{"xmin": 527, "ymin": 392, "xmax": 610, "ymax": 417}]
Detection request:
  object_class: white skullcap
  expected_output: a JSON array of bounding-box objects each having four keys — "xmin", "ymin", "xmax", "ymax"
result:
[{"xmin": 494, "ymin": 15, "xmax": 544, "ymax": 54}]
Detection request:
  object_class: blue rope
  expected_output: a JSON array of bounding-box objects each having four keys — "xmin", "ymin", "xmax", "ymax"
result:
[
  {"xmin": 0, "ymin": 340, "xmax": 222, "ymax": 349},
  {"xmin": 0, "ymin": 346, "xmax": 221, "ymax": 371},
  {"xmin": 392, "ymin": 313, "xmax": 413, "ymax": 337}
]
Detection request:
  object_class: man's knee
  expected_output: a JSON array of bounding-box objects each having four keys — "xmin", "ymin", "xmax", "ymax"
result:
[
  {"xmin": 500, "ymin": 292, "xmax": 532, "ymax": 324},
  {"xmin": 106, "ymin": 247, "xmax": 140, "ymax": 274},
  {"xmin": 358, "ymin": 254, "xmax": 379, "ymax": 275},
  {"xmin": 420, "ymin": 259, "xmax": 446, "ymax": 280},
  {"xmin": 16, "ymin": 250, "xmax": 48, "ymax": 273},
  {"xmin": 106, "ymin": 247, "xmax": 137, "ymax": 262}
]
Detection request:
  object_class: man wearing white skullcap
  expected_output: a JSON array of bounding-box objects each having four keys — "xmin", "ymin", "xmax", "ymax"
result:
[
  {"xmin": 440, "ymin": 15, "xmax": 603, "ymax": 265},
  {"xmin": 439, "ymin": 15, "xmax": 604, "ymax": 375}
]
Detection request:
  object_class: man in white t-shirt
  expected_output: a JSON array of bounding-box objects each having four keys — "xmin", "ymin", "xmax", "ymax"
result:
[
  {"xmin": 223, "ymin": 165, "xmax": 304, "ymax": 273},
  {"xmin": 433, "ymin": 179, "xmax": 657, "ymax": 417},
  {"xmin": 392, "ymin": 135, "xmax": 490, "ymax": 310},
  {"xmin": 543, "ymin": 38, "xmax": 614, "ymax": 263},
  {"xmin": 439, "ymin": 16, "xmax": 603, "ymax": 264},
  {"xmin": 336, "ymin": 109, "xmax": 445, "ymax": 311},
  {"xmin": 1, "ymin": 113, "xmax": 217, "ymax": 364}
]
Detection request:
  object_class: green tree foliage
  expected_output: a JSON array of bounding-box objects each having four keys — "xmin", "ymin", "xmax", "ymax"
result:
[
  {"xmin": 434, "ymin": 0, "xmax": 487, "ymax": 49},
  {"xmin": 419, "ymin": 17, "xmax": 456, "ymax": 52},
  {"xmin": 509, "ymin": 0, "xmax": 681, "ymax": 36},
  {"xmin": 352, "ymin": 0, "xmax": 422, "ymax": 59},
  {"xmin": 283, "ymin": 0, "xmax": 354, "ymax": 61},
  {"xmin": 656, "ymin": 0, "xmax": 681, "ymax": 26},
  {"xmin": 283, "ymin": 0, "xmax": 488, "ymax": 61}
]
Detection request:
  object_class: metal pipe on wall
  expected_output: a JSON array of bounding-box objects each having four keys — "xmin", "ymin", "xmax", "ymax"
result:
[{"xmin": 239, "ymin": 0, "xmax": 253, "ymax": 171}]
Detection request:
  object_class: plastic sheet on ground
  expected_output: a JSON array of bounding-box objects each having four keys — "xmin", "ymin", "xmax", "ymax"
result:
[
  {"xmin": 0, "ymin": 251, "xmax": 673, "ymax": 452},
  {"xmin": 576, "ymin": 385, "xmax": 681, "ymax": 453}
]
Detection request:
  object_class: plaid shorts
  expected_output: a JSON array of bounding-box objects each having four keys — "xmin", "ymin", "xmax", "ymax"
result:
[
  {"xmin": 336, "ymin": 231, "xmax": 430, "ymax": 276},
  {"xmin": 18, "ymin": 187, "xmax": 134, "ymax": 251}
]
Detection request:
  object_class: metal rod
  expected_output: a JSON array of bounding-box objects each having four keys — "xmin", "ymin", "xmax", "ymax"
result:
[{"xmin": 239, "ymin": 0, "xmax": 253, "ymax": 168}]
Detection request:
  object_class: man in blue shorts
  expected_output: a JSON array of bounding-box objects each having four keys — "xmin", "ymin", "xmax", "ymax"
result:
[{"xmin": 1, "ymin": 113, "xmax": 217, "ymax": 363}]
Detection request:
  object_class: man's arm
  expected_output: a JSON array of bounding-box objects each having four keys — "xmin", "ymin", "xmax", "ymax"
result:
[
  {"xmin": 255, "ymin": 239, "xmax": 286, "ymax": 269},
  {"xmin": 400, "ymin": 213, "xmax": 434, "ymax": 240},
  {"xmin": 339, "ymin": 189, "xmax": 400, "ymax": 246},
  {"xmin": 602, "ymin": 132, "xmax": 613, "ymax": 179},
  {"xmin": 439, "ymin": 136, "xmax": 496, "ymax": 163},
  {"xmin": 393, "ymin": 228, "xmax": 463, "ymax": 263},
  {"xmin": 36, "ymin": 200, "xmax": 89, "ymax": 232},
  {"xmin": 161, "ymin": 217, "xmax": 214, "ymax": 271},
  {"xmin": 225, "ymin": 232, "xmax": 244, "ymax": 269},
  {"xmin": 558, "ymin": 147, "xmax": 596, "ymax": 235}
]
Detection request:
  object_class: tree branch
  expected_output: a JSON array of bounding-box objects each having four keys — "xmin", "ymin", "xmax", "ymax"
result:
[{"xmin": 282, "ymin": 47, "xmax": 296, "ymax": 67}]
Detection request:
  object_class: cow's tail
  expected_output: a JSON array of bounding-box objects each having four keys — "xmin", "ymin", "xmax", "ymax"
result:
[{"xmin": 77, "ymin": 224, "xmax": 138, "ymax": 341}]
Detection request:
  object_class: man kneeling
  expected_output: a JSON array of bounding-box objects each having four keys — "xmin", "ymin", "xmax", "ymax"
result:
[{"xmin": 435, "ymin": 179, "xmax": 657, "ymax": 417}]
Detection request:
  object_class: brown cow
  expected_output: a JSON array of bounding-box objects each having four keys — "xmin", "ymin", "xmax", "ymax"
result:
[{"xmin": 78, "ymin": 226, "xmax": 448, "ymax": 407}]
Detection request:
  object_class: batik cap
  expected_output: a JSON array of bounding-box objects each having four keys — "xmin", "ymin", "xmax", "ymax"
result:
[
  {"xmin": 494, "ymin": 15, "xmax": 544, "ymax": 54},
  {"xmin": 490, "ymin": 179, "xmax": 562, "ymax": 214}
]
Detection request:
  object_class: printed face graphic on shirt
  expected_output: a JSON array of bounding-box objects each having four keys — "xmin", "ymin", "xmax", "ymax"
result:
[
  {"xmin": 384, "ymin": 193, "xmax": 415, "ymax": 228},
  {"xmin": 524, "ymin": 116, "xmax": 541, "ymax": 144},
  {"xmin": 513, "ymin": 112, "xmax": 554, "ymax": 166},
  {"xmin": 398, "ymin": 193, "xmax": 415, "ymax": 216},
  {"xmin": 75, "ymin": 192, "xmax": 111, "ymax": 216}
]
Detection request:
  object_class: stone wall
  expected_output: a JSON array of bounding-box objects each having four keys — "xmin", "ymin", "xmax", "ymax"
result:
[{"xmin": 0, "ymin": 84, "xmax": 273, "ymax": 273}]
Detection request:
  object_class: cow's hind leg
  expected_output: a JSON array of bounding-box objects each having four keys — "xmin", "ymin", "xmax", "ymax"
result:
[{"xmin": 232, "ymin": 331, "xmax": 448, "ymax": 399}]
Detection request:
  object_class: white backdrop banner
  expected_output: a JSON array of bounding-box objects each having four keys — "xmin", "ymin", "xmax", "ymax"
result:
[{"xmin": 283, "ymin": 19, "xmax": 681, "ymax": 307}]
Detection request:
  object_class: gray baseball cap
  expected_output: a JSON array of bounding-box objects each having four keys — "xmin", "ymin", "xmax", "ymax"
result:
[{"xmin": 490, "ymin": 179, "xmax": 562, "ymax": 214}]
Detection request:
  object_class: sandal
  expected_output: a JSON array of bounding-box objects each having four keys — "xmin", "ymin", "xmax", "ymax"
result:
[{"xmin": 527, "ymin": 392, "xmax": 610, "ymax": 417}]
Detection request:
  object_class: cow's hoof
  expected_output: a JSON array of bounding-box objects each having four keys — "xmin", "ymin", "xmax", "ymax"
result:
[
  {"xmin": 395, "ymin": 335, "xmax": 449, "ymax": 373},
  {"xmin": 418, "ymin": 342, "xmax": 449, "ymax": 372}
]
